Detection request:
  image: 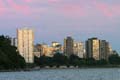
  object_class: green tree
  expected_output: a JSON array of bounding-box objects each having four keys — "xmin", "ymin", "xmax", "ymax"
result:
[
  {"xmin": 86, "ymin": 58, "xmax": 96, "ymax": 66},
  {"xmin": 53, "ymin": 53, "xmax": 69, "ymax": 66},
  {"xmin": 97, "ymin": 59, "xmax": 108, "ymax": 65},
  {"xmin": 39, "ymin": 55, "xmax": 53, "ymax": 67},
  {"xmin": 109, "ymin": 54, "xmax": 120, "ymax": 65},
  {"xmin": 0, "ymin": 35, "xmax": 26, "ymax": 70},
  {"xmin": 69, "ymin": 54, "xmax": 80, "ymax": 66}
]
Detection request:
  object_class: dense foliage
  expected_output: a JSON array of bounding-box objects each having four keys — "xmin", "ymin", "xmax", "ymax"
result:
[
  {"xmin": 35, "ymin": 52, "xmax": 120, "ymax": 67},
  {"xmin": 0, "ymin": 35, "xmax": 26, "ymax": 70},
  {"xmin": 109, "ymin": 54, "xmax": 120, "ymax": 65}
]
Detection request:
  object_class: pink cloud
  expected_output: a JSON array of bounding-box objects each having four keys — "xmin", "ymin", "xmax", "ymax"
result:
[
  {"xmin": 24, "ymin": 0, "xmax": 32, "ymax": 3},
  {"xmin": 56, "ymin": 0, "xmax": 120, "ymax": 18},
  {"xmin": 7, "ymin": 0, "xmax": 30, "ymax": 15},
  {"xmin": 0, "ymin": 0, "xmax": 6, "ymax": 15},
  {"xmin": 58, "ymin": 4, "xmax": 86, "ymax": 17},
  {"xmin": 0, "ymin": 0, "xmax": 48, "ymax": 17},
  {"xmin": 93, "ymin": 0, "xmax": 120, "ymax": 17},
  {"xmin": 93, "ymin": 1, "xmax": 113, "ymax": 17},
  {"xmin": 52, "ymin": 0, "xmax": 120, "ymax": 18},
  {"xmin": 112, "ymin": 5, "xmax": 120, "ymax": 16},
  {"xmin": 1, "ymin": 0, "xmax": 120, "ymax": 18},
  {"xmin": 48, "ymin": 0, "xmax": 61, "ymax": 3}
]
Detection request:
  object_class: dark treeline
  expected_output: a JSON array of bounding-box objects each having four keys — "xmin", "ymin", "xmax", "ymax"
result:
[
  {"xmin": 35, "ymin": 53, "xmax": 120, "ymax": 68},
  {"xmin": 0, "ymin": 35, "xmax": 26, "ymax": 70}
]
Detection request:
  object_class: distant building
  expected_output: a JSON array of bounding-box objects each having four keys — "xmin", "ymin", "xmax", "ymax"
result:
[
  {"xmin": 36, "ymin": 43, "xmax": 48, "ymax": 56},
  {"xmin": 86, "ymin": 37, "xmax": 112, "ymax": 60},
  {"xmin": 86, "ymin": 38, "xmax": 100, "ymax": 60},
  {"xmin": 34, "ymin": 42, "xmax": 64, "ymax": 57},
  {"xmin": 34, "ymin": 43, "xmax": 55, "ymax": 57},
  {"xmin": 47, "ymin": 46, "xmax": 55, "ymax": 57},
  {"xmin": 52, "ymin": 41, "xmax": 61, "ymax": 47},
  {"xmin": 100, "ymin": 40, "xmax": 110, "ymax": 60},
  {"xmin": 17, "ymin": 28, "xmax": 34, "ymax": 63},
  {"xmin": 34, "ymin": 44, "xmax": 41, "ymax": 58},
  {"xmin": 108, "ymin": 45, "xmax": 113, "ymax": 55},
  {"xmin": 73, "ymin": 42, "xmax": 85, "ymax": 58},
  {"xmin": 41, "ymin": 44, "xmax": 54, "ymax": 57},
  {"xmin": 10, "ymin": 37, "xmax": 17, "ymax": 47},
  {"xmin": 64, "ymin": 37, "xmax": 74, "ymax": 57},
  {"xmin": 51, "ymin": 41, "xmax": 63, "ymax": 53}
]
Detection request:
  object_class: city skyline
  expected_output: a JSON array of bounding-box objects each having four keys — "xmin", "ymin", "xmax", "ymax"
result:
[{"xmin": 0, "ymin": 0, "xmax": 120, "ymax": 53}]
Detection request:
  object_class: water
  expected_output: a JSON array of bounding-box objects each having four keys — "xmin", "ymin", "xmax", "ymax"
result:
[{"xmin": 0, "ymin": 68, "xmax": 120, "ymax": 80}]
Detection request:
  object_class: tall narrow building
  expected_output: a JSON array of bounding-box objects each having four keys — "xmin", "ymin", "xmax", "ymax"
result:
[
  {"xmin": 100, "ymin": 40, "xmax": 110, "ymax": 60},
  {"xmin": 17, "ymin": 28, "xmax": 34, "ymax": 63},
  {"xmin": 64, "ymin": 36, "xmax": 74, "ymax": 57},
  {"xmin": 86, "ymin": 38, "xmax": 100, "ymax": 60},
  {"xmin": 73, "ymin": 42, "xmax": 85, "ymax": 58},
  {"xmin": 100, "ymin": 40, "xmax": 107, "ymax": 60}
]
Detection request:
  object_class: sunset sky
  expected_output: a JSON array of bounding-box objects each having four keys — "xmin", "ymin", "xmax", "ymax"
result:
[{"xmin": 0, "ymin": 0, "xmax": 120, "ymax": 52}]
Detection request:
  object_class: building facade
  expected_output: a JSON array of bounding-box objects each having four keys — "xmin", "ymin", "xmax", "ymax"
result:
[
  {"xmin": 73, "ymin": 42, "xmax": 85, "ymax": 58},
  {"xmin": 52, "ymin": 42, "xmax": 61, "ymax": 47},
  {"xmin": 86, "ymin": 38, "xmax": 100, "ymax": 60},
  {"xmin": 34, "ymin": 43, "xmax": 55, "ymax": 57},
  {"xmin": 64, "ymin": 37, "xmax": 74, "ymax": 57},
  {"xmin": 34, "ymin": 42, "xmax": 64, "ymax": 57},
  {"xmin": 17, "ymin": 28, "xmax": 34, "ymax": 63},
  {"xmin": 100, "ymin": 40, "xmax": 110, "ymax": 60},
  {"xmin": 10, "ymin": 37, "xmax": 17, "ymax": 47},
  {"xmin": 86, "ymin": 38, "xmax": 111, "ymax": 60},
  {"xmin": 51, "ymin": 41, "xmax": 63, "ymax": 53},
  {"xmin": 34, "ymin": 44, "xmax": 41, "ymax": 58}
]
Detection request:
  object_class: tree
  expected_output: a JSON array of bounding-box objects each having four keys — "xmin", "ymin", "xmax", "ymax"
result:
[
  {"xmin": 86, "ymin": 58, "xmax": 96, "ymax": 66},
  {"xmin": 53, "ymin": 53, "xmax": 69, "ymax": 66},
  {"xmin": 109, "ymin": 54, "xmax": 120, "ymax": 65},
  {"xmin": 39, "ymin": 55, "xmax": 53, "ymax": 67},
  {"xmin": 69, "ymin": 54, "xmax": 80, "ymax": 66},
  {"xmin": 97, "ymin": 59, "xmax": 108, "ymax": 65},
  {"xmin": 0, "ymin": 35, "xmax": 26, "ymax": 70},
  {"xmin": 34, "ymin": 56, "xmax": 40, "ymax": 66}
]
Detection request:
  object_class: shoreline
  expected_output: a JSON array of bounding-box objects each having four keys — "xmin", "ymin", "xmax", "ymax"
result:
[{"xmin": 0, "ymin": 65, "xmax": 120, "ymax": 72}]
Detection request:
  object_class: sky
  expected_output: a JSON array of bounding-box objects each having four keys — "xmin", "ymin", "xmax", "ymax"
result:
[{"xmin": 0, "ymin": 0, "xmax": 120, "ymax": 53}]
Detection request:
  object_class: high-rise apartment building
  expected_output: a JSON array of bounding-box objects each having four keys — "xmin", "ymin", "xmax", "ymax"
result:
[
  {"xmin": 86, "ymin": 38, "xmax": 100, "ymax": 60},
  {"xmin": 17, "ymin": 28, "xmax": 34, "ymax": 63},
  {"xmin": 74, "ymin": 42, "xmax": 85, "ymax": 58},
  {"xmin": 100, "ymin": 40, "xmax": 110, "ymax": 60},
  {"xmin": 86, "ymin": 38, "xmax": 111, "ymax": 60},
  {"xmin": 64, "ymin": 37, "xmax": 74, "ymax": 56}
]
